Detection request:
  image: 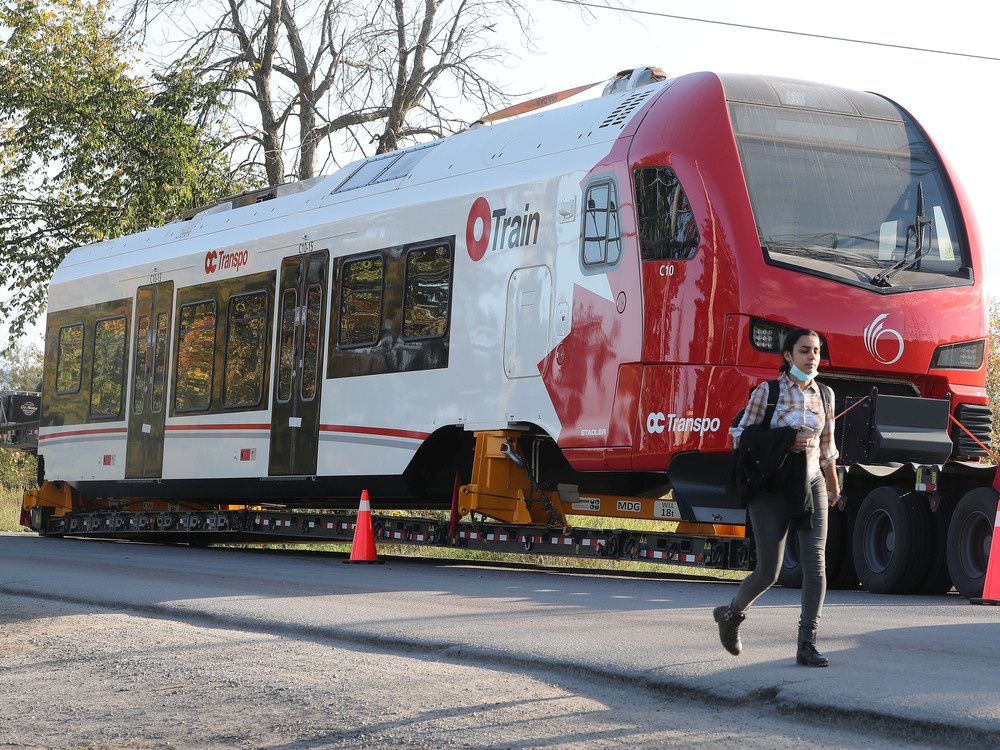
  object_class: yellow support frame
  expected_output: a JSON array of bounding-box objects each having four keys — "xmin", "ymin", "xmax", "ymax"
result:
[
  {"xmin": 458, "ymin": 431, "xmax": 744, "ymax": 538},
  {"xmin": 22, "ymin": 481, "xmax": 77, "ymax": 518}
]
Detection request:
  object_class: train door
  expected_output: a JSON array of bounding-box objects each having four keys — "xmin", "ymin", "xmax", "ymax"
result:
[
  {"xmin": 268, "ymin": 250, "xmax": 329, "ymax": 476},
  {"xmin": 503, "ymin": 265, "xmax": 552, "ymax": 378},
  {"xmin": 125, "ymin": 281, "xmax": 174, "ymax": 478}
]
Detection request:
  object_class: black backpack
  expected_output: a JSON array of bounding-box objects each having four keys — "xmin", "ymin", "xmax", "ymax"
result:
[
  {"xmin": 730, "ymin": 379, "xmax": 780, "ymax": 432},
  {"xmin": 730, "ymin": 379, "xmax": 781, "ymax": 500}
]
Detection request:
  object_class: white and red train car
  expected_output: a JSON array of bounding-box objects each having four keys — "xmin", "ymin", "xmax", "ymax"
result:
[{"xmin": 30, "ymin": 70, "xmax": 994, "ymax": 593}]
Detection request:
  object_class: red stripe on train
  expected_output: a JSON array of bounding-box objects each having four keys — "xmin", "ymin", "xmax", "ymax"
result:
[
  {"xmin": 164, "ymin": 424, "xmax": 271, "ymax": 431},
  {"xmin": 319, "ymin": 424, "xmax": 430, "ymax": 441},
  {"xmin": 40, "ymin": 424, "xmax": 425, "ymax": 440},
  {"xmin": 38, "ymin": 427, "xmax": 128, "ymax": 441}
]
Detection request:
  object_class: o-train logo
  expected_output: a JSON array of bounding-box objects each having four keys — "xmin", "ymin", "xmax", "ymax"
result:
[
  {"xmin": 864, "ymin": 313, "xmax": 905, "ymax": 365},
  {"xmin": 204, "ymin": 248, "xmax": 249, "ymax": 275},
  {"xmin": 466, "ymin": 197, "xmax": 541, "ymax": 261}
]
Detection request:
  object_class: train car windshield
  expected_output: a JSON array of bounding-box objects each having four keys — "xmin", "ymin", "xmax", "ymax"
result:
[{"xmin": 730, "ymin": 102, "xmax": 969, "ymax": 291}]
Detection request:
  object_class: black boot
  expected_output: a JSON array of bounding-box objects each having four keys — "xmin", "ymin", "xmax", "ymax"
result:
[
  {"xmin": 796, "ymin": 627, "xmax": 829, "ymax": 667},
  {"xmin": 713, "ymin": 605, "xmax": 745, "ymax": 655}
]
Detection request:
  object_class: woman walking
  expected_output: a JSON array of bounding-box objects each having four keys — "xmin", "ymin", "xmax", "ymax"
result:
[{"xmin": 714, "ymin": 328, "xmax": 840, "ymax": 667}]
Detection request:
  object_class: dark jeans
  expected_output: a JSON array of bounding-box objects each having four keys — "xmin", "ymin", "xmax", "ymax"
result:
[{"xmin": 730, "ymin": 475, "xmax": 828, "ymax": 634}]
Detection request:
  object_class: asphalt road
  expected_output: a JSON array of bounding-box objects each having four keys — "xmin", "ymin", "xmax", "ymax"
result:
[{"xmin": 1, "ymin": 533, "xmax": 998, "ymax": 748}]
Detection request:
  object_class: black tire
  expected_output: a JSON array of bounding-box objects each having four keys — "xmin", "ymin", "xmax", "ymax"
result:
[
  {"xmin": 852, "ymin": 486, "xmax": 932, "ymax": 594},
  {"xmin": 826, "ymin": 504, "xmax": 859, "ymax": 590},
  {"xmin": 946, "ymin": 487, "xmax": 997, "ymax": 599},
  {"xmin": 777, "ymin": 532, "xmax": 803, "ymax": 589},
  {"xmin": 917, "ymin": 506, "xmax": 954, "ymax": 595}
]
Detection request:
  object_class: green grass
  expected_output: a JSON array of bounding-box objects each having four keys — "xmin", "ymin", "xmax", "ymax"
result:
[
  {"xmin": 0, "ymin": 486, "xmax": 28, "ymax": 532},
  {"xmin": 298, "ymin": 509, "xmax": 745, "ymax": 577},
  {"xmin": 240, "ymin": 535, "xmax": 747, "ymax": 580}
]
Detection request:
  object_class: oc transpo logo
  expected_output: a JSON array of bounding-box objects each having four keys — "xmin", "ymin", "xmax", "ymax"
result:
[
  {"xmin": 646, "ymin": 412, "xmax": 721, "ymax": 435},
  {"xmin": 204, "ymin": 248, "xmax": 249, "ymax": 275},
  {"xmin": 864, "ymin": 313, "xmax": 905, "ymax": 365}
]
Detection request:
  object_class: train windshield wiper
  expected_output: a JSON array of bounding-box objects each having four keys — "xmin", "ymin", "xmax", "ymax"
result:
[
  {"xmin": 871, "ymin": 182, "xmax": 933, "ymax": 288},
  {"xmin": 762, "ymin": 237, "xmax": 883, "ymax": 284}
]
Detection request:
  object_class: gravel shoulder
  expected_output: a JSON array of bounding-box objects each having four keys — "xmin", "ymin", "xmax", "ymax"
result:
[
  {"xmin": 1, "ymin": 534, "xmax": 998, "ymax": 748},
  {"xmin": 0, "ymin": 594, "xmax": 941, "ymax": 750}
]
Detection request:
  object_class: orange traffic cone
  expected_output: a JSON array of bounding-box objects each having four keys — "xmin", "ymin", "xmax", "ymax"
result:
[
  {"xmin": 972, "ymin": 497, "xmax": 1000, "ymax": 605},
  {"xmin": 345, "ymin": 489, "xmax": 381, "ymax": 564}
]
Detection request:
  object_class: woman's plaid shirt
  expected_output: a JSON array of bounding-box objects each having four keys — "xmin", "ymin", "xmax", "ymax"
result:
[{"xmin": 729, "ymin": 374, "xmax": 838, "ymax": 478}]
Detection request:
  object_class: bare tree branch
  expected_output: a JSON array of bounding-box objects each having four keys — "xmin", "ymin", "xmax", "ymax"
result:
[{"xmin": 116, "ymin": 0, "xmax": 615, "ymax": 184}]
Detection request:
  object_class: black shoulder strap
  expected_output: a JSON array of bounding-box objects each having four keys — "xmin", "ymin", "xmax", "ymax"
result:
[
  {"xmin": 762, "ymin": 378, "xmax": 780, "ymax": 429},
  {"xmin": 820, "ymin": 383, "xmax": 835, "ymax": 418}
]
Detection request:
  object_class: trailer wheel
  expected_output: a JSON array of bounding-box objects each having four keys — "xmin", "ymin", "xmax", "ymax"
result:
[
  {"xmin": 852, "ymin": 487, "xmax": 931, "ymax": 594},
  {"xmin": 946, "ymin": 487, "xmax": 997, "ymax": 599},
  {"xmin": 780, "ymin": 503, "xmax": 854, "ymax": 590},
  {"xmin": 776, "ymin": 533, "xmax": 802, "ymax": 589},
  {"xmin": 826, "ymin": 504, "xmax": 858, "ymax": 590},
  {"xmin": 917, "ymin": 505, "xmax": 953, "ymax": 596}
]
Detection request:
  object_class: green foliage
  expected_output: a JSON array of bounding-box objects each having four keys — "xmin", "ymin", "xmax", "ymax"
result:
[
  {"xmin": 0, "ymin": 486, "xmax": 28, "ymax": 531},
  {"xmin": 0, "ymin": 0, "xmax": 253, "ymax": 341},
  {"xmin": 0, "ymin": 340, "xmax": 40, "ymax": 490},
  {"xmin": 988, "ymin": 300, "xmax": 1000, "ymax": 455},
  {"xmin": 0, "ymin": 451, "xmax": 35, "ymax": 491},
  {"xmin": 0, "ymin": 339, "xmax": 42, "ymax": 390}
]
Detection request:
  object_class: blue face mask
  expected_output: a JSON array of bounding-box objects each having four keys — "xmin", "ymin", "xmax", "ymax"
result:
[{"xmin": 789, "ymin": 363, "xmax": 818, "ymax": 382}]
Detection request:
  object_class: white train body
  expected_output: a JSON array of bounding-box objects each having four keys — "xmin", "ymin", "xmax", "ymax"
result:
[{"xmin": 39, "ymin": 82, "xmax": 650, "ymax": 502}]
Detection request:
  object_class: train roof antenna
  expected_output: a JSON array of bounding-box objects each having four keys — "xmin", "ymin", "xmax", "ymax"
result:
[
  {"xmin": 473, "ymin": 80, "xmax": 606, "ymax": 126},
  {"xmin": 472, "ymin": 67, "xmax": 668, "ymax": 127}
]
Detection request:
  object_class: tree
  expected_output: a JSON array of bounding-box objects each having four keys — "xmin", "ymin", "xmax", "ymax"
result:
[
  {"xmin": 120, "ymin": 0, "xmax": 535, "ymax": 184},
  {"xmin": 0, "ymin": 340, "xmax": 42, "ymax": 489},
  {"xmin": 0, "ymin": 340, "xmax": 42, "ymax": 391},
  {"xmin": 0, "ymin": 0, "xmax": 253, "ymax": 343},
  {"xmin": 988, "ymin": 299, "xmax": 1000, "ymax": 454}
]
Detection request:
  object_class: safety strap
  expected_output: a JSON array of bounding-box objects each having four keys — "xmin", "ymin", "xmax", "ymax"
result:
[
  {"xmin": 950, "ymin": 413, "xmax": 999, "ymax": 463},
  {"xmin": 828, "ymin": 393, "xmax": 997, "ymax": 463}
]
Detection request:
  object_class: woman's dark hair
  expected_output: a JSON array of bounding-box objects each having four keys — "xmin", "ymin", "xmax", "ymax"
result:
[{"xmin": 779, "ymin": 328, "xmax": 822, "ymax": 373}]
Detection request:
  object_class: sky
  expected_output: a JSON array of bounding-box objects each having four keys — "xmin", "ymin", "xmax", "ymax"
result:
[
  {"xmin": 3, "ymin": 0, "xmax": 996, "ymax": 350},
  {"xmin": 501, "ymin": 0, "xmax": 998, "ymax": 284}
]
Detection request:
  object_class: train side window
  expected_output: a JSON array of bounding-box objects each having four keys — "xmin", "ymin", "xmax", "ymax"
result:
[
  {"xmin": 301, "ymin": 284, "xmax": 323, "ymax": 400},
  {"xmin": 55, "ymin": 323, "xmax": 84, "ymax": 395},
  {"xmin": 223, "ymin": 291, "xmax": 267, "ymax": 409},
  {"xmin": 339, "ymin": 256, "xmax": 384, "ymax": 347},
  {"xmin": 151, "ymin": 312, "xmax": 169, "ymax": 413},
  {"xmin": 402, "ymin": 244, "xmax": 452, "ymax": 339},
  {"xmin": 89, "ymin": 316, "xmax": 127, "ymax": 419},
  {"xmin": 132, "ymin": 315, "xmax": 150, "ymax": 415},
  {"xmin": 634, "ymin": 167, "xmax": 699, "ymax": 260},
  {"xmin": 581, "ymin": 179, "xmax": 623, "ymax": 268},
  {"xmin": 276, "ymin": 289, "xmax": 297, "ymax": 404},
  {"xmin": 174, "ymin": 300, "xmax": 216, "ymax": 412}
]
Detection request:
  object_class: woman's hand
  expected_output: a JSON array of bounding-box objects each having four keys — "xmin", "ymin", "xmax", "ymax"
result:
[
  {"xmin": 826, "ymin": 477, "xmax": 841, "ymax": 507},
  {"xmin": 791, "ymin": 431, "xmax": 811, "ymax": 453},
  {"xmin": 823, "ymin": 462, "xmax": 840, "ymax": 508}
]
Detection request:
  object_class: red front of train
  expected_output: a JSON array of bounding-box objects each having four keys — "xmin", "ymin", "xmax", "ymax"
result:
[{"xmin": 546, "ymin": 72, "xmax": 989, "ymax": 523}]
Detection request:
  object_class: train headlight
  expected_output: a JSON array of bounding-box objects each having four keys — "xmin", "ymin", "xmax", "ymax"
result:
[
  {"xmin": 750, "ymin": 319, "xmax": 785, "ymax": 352},
  {"xmin": 931, "ymin": 339, "xmax": 985, "ymax": 370},
  {"xmin": 750, "ymin": 318, "xmax": 830, "ymax": 358}
]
